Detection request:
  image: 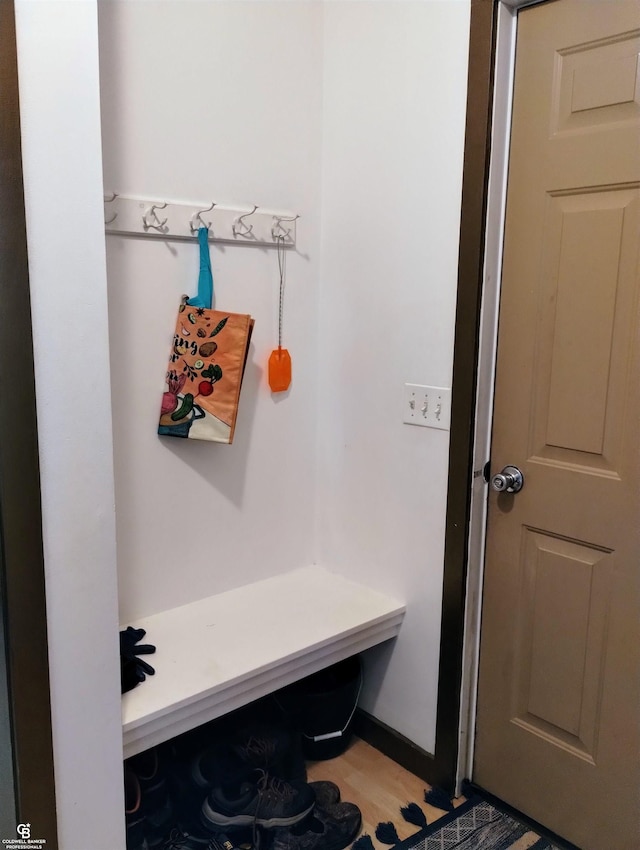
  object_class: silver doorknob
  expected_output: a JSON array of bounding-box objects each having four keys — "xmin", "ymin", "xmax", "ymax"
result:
[{"xmin": 491, "ymin": 465, "xmax": 524, "ymax": 493}]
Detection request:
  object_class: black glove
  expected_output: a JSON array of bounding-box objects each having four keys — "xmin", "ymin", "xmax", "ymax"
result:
[{"xmin": 120, "ymin": 626, "xmax": 156, "ymax": 693}]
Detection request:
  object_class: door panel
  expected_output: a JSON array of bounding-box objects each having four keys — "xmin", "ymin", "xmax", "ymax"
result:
[
  {"xmin": 513, "ymin": 530, "xmax": 613, "ymax": 761},
  {"xmin": 474, "ymin": 3, "xmax": 640, "ymax": 848},
  {"xmin": 553, "ymin": 30, "xmax": 640, "ymax": 134},
  {"xmin": 532, "ymin": 186, "xmax": 638, "ymax": 471}
]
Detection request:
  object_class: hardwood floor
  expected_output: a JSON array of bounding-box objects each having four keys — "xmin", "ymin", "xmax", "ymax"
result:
[{"xmin": 307, "ymin": 738, "xmax": 464, "ymax": 848}]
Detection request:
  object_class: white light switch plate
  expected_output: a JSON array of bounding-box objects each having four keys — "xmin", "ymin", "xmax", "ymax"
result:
[{"xmin": 403, "ymin": 384, "xmax": 452, "ymax": 430}]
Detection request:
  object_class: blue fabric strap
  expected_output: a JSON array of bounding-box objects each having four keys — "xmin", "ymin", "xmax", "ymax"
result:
[{"xmin": 188, "ymin": 227, "xmax": 213, "ymax": 309}]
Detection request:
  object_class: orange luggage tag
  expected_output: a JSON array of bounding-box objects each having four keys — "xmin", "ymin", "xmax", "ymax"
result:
[
  {"xmin": 268, "ymin": 236, "xmax": 292, "ymax": 393},
  {"xmin": 269, "ymin": 346, "xmax": 291, "ymax": 393}
]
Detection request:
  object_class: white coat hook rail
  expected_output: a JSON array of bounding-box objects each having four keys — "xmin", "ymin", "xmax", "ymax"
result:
[{"xmin": 103, "ymin": 195, "xmax": 297, "ymax": 248}]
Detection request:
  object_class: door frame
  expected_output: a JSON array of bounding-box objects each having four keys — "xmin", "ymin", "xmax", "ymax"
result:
[
  {"xmin": 455, "ymin": 0, "xmax": 547, "ymax": 788},
  {"xmin": 437, "ymin": 0, "xmax": 551, "ymax": 793}
]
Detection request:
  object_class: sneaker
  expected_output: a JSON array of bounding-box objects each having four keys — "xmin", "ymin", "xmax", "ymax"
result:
[
  {"xmin": 146, "ymin": 800, "xmax": 174, "ymax": 850},
  {"xmin": 234, "ymin": 730, "xmax": 288, "ymax": 771},
  {"xmin": 201, "ymin": 772, "xmax": 315, "ymax": 829},
  {"xmin": 164, "ymin": 826, "xmax": 240, "ymax": 849},
  {"xmin": 270, "ymin": 801, "xmax": 362, "ymax": 850},
  {"xmin": 186, "ymin": 729, "xmax": 287, "ymax": 795},
  {"xmin": 125, "ymin": 769, "xmax": 145, "ymax": 850},
  {"xmin": 167, "ymin": 749, "xmax": 214, "ymax": 828},
  {"xmin": 128, "ymin": 748, "xmax": 174, "ymax": 849},
  {"xmin": 184, "ymin": 725, "xmax": 305, "ymax": 799},
  {"xmin": 309, "ymin": 781, "xmax": 340, "ymax": 808},
  {"xmin": 190, "ymin": 749, "xmax": 219, "ymax": 790},
  {"xmin": 164, "ymin": 827, "xmax": 213, "ymax": 849},
  {"xmin": 232, "ymin": 726, "xmax": 306, "ymax": 782}
]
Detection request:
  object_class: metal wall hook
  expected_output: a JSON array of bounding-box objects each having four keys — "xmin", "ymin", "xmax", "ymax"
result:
[
  {"xmin": 103, "ymin": 195, "xmax": 297, "ymax": 246},
  {"xmin": 104, "ymin": 192, "xmax": 118, "ymax": 225},
  {"xmin": 271, "ymin": 213, "xmax": 299, "ymax": 242},
  {"xmin": 232, "ymin": 204, "xmax": 259, "ymax": 238},
  {"xmin": 143, "ymin": 201, "xmax": 168, "ymax": 232},
  {"xmin": 190, "ymin": 201, "xmax": 216, "ymax": 234}
]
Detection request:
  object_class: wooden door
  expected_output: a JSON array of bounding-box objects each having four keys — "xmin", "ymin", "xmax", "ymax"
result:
[{"xmin": 474, "ymin": 2, "xmax": 640, "ymax": 849}]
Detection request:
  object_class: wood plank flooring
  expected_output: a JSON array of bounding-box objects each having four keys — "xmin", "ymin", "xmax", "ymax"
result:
[{"xmin": 307, "ymin": 738, "xmax": 465, "ymax": 848}]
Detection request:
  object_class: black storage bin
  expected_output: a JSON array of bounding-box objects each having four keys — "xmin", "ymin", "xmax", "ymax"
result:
[{"xmin": 275, "ymin": 655, "xmax": 362, "ymax": 761}]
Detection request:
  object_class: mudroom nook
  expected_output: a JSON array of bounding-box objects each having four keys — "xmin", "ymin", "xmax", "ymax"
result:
[
  {"xmin": 95, "ymin": 1, "xmax": 468, "ymax": 846},
  {"xmin": 94, "ymin": 1, "xmax": 468, "ymax": 836}
]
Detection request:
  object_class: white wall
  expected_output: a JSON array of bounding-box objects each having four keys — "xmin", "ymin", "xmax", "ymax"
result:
[
  {"xmin": 98, "ymin": 1, "xmax": 324, "ymax": 622},
  {"xmin": 317, "ymin": 1, "xmax": 470, "ymax": 753},
  {"xmin": 15, "ymin": 2, "xmax": 125, "ymax": 848}
]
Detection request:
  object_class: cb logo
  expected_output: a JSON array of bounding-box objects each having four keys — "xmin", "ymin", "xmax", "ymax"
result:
[{"xmin": 17, "ymin": 824, "xmax": 31, "ymax": 839}]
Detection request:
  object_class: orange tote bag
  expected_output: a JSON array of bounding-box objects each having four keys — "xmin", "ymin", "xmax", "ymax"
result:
[{"xmin": 158, "ymin": 228, "xmax": 254, "ymax": 443}]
